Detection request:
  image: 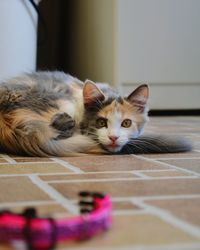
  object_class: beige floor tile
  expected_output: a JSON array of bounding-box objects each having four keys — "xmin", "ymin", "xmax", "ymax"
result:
[
  {"xmin": 143, "ymin": 170, "xmax": 192, "ymax": 177},
  {"xmin": 13, "ymin": 157, "xmax": 53, "ymax": 162},
  {"xmin": 159, "ymin": 159, "xmax": 200, "ymax": 174},
  {"xmin": 40, "ymin": 172, "xmax": 139, "ymax": 181},
  {"xmin": 112, "ymin": 201, "xmax": 141, "ymax": 211},
  {"xmin": 0, "ymin": 177, "xmax": 51, "ymax": 202},
  {"xmin": 143, "ymin": 151, "xmax": 200, "ymax": 159},
  {"xmin": 63, "ymin": 155, "xmax": 169, "ymax": 172},
  {"xmin": 0, "ymin": 163, "xmax": 72, "ymax": 175},
  {"xmin": 50, "ymin": 178, "xmax": 200, "ymax": 199},
  {"xmin": 147, "ymin": 198, "xmax": 200, "ymax": 227}
]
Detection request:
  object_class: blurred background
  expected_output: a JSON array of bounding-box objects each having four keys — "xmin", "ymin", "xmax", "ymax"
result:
[{"xmin": 0, "ymin": 0, "xmax": 200, "ymax": 112}]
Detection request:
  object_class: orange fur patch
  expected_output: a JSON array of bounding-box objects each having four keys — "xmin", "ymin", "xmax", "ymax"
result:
[
  {"xmin": 98, "ymin": 100, "xmax": 136, "ymax": 120},
  {"xmin": 0, "ymin": 108, "xmax": 60, "ymax": 153}
]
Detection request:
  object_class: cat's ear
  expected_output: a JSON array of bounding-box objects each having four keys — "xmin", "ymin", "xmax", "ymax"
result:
[
  {"xmin": 127, "ymin": 84, "xmax": 149, "ymax": 112},
  {"xmin": 83, "ymin": 80, "xmax": 105, "ymax": 106}
]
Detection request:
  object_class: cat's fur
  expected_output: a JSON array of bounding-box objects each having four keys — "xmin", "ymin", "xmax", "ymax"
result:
[{"xmin": 0, "ymin": 71, "xmax": 192, "ymax": 156}]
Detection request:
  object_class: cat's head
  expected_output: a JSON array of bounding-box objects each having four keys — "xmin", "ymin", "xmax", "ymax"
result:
[{"xmin": 81, "ymin": 80, "xmax": 149, "ymax": 153}]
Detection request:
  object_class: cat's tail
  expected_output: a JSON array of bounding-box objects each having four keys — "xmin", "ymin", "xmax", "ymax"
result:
[{"xmin": 120, "ymin": 134, "xmax": 193, "ymax": 154}]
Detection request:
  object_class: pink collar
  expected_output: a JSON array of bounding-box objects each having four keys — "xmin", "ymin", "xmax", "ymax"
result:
[{"xmin": 0, "ymin": 191, "xmax": 112, "ymax": 250}]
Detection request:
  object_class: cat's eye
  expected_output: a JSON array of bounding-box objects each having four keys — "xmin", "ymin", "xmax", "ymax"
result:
[
  {"xmin": 121, "ymin": 119, "xmax": 132, "ymax": 128},
  {"xmin": 96, "ymin": 118, "xmax": 107, "ymax": 128}
]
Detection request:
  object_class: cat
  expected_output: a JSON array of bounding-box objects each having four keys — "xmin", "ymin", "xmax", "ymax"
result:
[{"xmin": 0, "ymin": 71, "xmax": 192, "ymax": 156}]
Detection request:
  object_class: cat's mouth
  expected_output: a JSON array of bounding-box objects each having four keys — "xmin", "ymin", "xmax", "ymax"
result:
[
  {"xmin": 105, "ymin": 143, "xmax": 122, "ymax": 152},
  {"xmin": 99, "ymin": 141, "xmax": 122, "ymax": 152}
]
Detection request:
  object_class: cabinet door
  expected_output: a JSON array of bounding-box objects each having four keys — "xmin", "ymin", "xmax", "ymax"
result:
[{"xmin": 117, "ymin": 0, "xmax": 200, "ymax": 109}]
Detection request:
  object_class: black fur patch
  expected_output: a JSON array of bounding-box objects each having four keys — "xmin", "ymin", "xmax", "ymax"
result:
[{"xmin": 51, "ymin": 112, "xmax": 76, "ymax": 140}]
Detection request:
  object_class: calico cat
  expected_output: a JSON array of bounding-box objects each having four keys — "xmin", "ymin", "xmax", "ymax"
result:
[{"xmin": 0, "ymin": 71, "xmax": 192, "ymax": 156}]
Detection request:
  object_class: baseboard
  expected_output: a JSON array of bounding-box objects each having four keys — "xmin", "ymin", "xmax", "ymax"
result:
[{"xmin": 149, "ymin": 109, "xmax": 200, "ymax": 116}]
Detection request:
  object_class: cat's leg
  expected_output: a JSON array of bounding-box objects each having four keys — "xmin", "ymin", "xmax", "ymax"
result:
[{"xmin": 50, "ymin": 112, "xmax": 76, "ymax": 139}]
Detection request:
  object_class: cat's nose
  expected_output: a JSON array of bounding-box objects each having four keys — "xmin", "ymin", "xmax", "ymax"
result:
[{"xmin": 108, "ymin": 136, "xmax": 119, "ymax": 142}]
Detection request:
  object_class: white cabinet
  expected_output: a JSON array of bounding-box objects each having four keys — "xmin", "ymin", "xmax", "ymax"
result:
[
  {"xmin": 116, "ymin": 0, "xmax": 200, "ymax": 109},
  {"xmin": 0, "ymin": 0, "xmax": 39, "ymax": 81}
]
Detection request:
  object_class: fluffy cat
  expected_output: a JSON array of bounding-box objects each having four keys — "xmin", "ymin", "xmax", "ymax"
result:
[{"xmin": 0, "ymin": 71, "xmax": 192, "ymax": 156}]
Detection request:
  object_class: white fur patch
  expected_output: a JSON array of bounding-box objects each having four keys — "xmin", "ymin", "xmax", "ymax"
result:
[
  {"xmin": 97, "ymin": 105, "xmax": 140, "ymax": 152},
  {"xmin": 57, "ymin": 89, "xmax": 84, "ymax": 124}
]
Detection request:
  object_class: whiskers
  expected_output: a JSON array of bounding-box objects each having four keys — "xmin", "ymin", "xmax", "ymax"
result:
[{"xmin": 125, "ymin": 139, "xmax": 161, "ymax": 154}]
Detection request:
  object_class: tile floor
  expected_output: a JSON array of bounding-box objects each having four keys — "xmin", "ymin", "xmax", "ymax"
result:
[{"xmin": 0, "ymin": 116, "xmax": 200, "ymax": 250}]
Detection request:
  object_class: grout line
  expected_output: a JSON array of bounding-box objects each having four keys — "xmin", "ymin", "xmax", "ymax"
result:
[
  {"xmin": 0, "ymin": 173, "xmax": 71, "ymax": 177},
  {"xmin": 132, "ymin": 169, "xmax": 177, "ymax": 173},
  {"xmin": 141, "ymin": 194, "xmax": 200, "ymax": 201},
  {"xmin": 0, "ymin": 170, "xmax": 182, "ymax": 178},
  {"xmin": 46, "ymin": 175, "xmax": 198, "ymax": 184},
  {"xmin": 47, "ymin": 177, "xmax": 141, "ymax": 183},
  {"xmin": 42, "ymin": 170, "xmax": 134, "ymax": 174},
  {"xmin": 58, "ymin": 243, "xmax": 200, "ymax": 250},
  {"xmin": 29, "ymin": 175, "xmax": 79, "ymax": 215},
  {"xmin": 111, "ymin": 194, "xmax": 200, "ymax": 202},
  {"xmin": 133, "ymin": 154, "xmax": 200, "ymax": 177},
  {"xmin": 50, "ymin": 158, "xmax": 84, "ymax": 173},
  {"xmin": 131, "ymin": 198, "xmax": 200, "ymax": 239},
  {"xmin": 0, "ymin": 172, "xmax": 131, "ymax": 177},
  {"xmin": 0, "ymin": 169, "xmax": 183, "ymax": 178},
  {"xmin": 0, "ymin": 200, "xmax": 56, "ymax": 208},
  {"xmin": 0, "ymin": 154, "xmax": 17, "ymax": 164},
  {"xmin": 0, "ymin": 172, "xmax": 101, "ymax": 177},
  {"xmin": 0, "ymin": 161, "xmax": 56, "ymax": 165},
  {"xmin": 149, "ymin": 157, "xmax": 200, "ymax": 160},
  {"xmin": 132, "ymin": 171, "xmax": 151, "ymax": 179}
]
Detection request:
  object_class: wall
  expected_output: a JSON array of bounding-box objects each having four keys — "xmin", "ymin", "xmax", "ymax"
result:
[
  {"xmin": 67, "ymin": 0, "xmax": 116, "ymax": 84},
  {"xmin": 117, "ymin": 0, "xmax": 200, "ymax": 84}
]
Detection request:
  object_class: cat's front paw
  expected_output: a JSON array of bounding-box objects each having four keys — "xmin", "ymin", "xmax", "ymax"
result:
[{"xmin": 51, "ymin": 112, "xmax": 76, "ymax": 139}]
